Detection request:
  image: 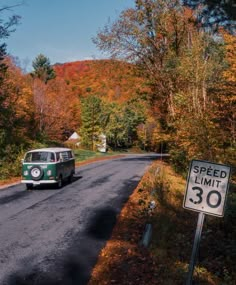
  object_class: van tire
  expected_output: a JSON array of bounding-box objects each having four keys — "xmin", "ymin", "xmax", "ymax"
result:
[
  {"xmin": 57, "ymin": 176, "xmax": 63, "ymax": 189},
  {"xmin": 26, "ymin": 183, "xmax": 33, "ymax": 190},
  {"xmin": 67, "ymin": 173, "xmax": 73, "ymax": 183}
]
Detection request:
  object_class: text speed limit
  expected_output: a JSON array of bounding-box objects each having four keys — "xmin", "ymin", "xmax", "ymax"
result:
[{"xmin": 183, "ymin": 160, "xmax": 231, "ymax": 217}]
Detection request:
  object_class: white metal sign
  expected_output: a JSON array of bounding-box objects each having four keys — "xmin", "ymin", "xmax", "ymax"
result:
[{"xmin": 183, "ymin": 160, "xmax": 231, "ymax": 217}]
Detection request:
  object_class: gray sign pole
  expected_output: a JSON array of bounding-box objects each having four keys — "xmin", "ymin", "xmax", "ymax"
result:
[{"xmin": 186, "ymin": 212, "xmax": 205, "ymax": 285}]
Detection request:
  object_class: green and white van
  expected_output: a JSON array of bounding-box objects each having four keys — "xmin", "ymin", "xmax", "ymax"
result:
[{"xmin": 21, "ymin": 147, "xmax": 75, "ymax": 190}]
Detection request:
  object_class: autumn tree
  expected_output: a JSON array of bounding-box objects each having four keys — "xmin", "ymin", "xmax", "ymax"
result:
[
  {"xmin": 30, "ymin": 59, "xmax": 81, "ymax": 141},
  {"xmin": 137, "ymin": 116, "xmax": 171, "ymax": 152},
  {"xmin": 93, "ymin": 1, "xmax": 199, "ymax": 133},
  {"xmin": 40, "ymin": 77, "xmax": 81, "ymax": 140},
  {"xmin": 80, "ymin": 95, "xmax": 102, "ymax": 150},
  {"xmin": 122, "ymin": 99, "xmax": 146, "ymax": 146},
  {"xmin": 100, "ymin": 102, "xmax": 125, "ymax": 148},
  {"xmin": 0, "ymin": 3, "xmax": 21, "ymax": 161},
  {"xmin": 101, "ymin": 99, "xmax": 146, "ymax": 148},
  {"xmin": 94, "ymin": 0, "xmax": 235, "ymax": 168},
  {"xmin": 0, "ymin": 45, "xmax": 8, "ymax": 152},
  {"xmin": 31, "ymin": 54, "xmax": 56, "ymax": 137},
  {"xmin": 93, "ymin": 0, "xmax": 199, "ymax": 122},
  {"xmin": 0, "ymin": 3, "xmax": 21, "ymax": 116},
  {"xmin": 205, "ymin": 30, "xmax": 236, "ymax": 166}
]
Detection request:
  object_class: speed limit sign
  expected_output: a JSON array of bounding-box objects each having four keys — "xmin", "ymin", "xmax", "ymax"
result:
[{"xmin": 183, "ymin": 160, "xmax": 231, "ymax": 217}]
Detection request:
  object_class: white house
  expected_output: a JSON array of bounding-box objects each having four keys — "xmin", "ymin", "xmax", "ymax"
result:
[
  {"xmin": 66, "ymin": 132, "xmax": 81, "ymax": 147},
  {"xmin": 68, "ymin": 132, "xmax": 80, "ymax": 140}
]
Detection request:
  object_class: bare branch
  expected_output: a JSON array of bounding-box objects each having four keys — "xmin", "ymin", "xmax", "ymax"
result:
[{"xmin": 0, "ymin": 2, "xmax": 24, "ymax": 13}]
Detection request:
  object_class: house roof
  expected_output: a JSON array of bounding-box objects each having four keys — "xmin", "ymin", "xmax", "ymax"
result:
[{"xmin": 68, "ymin": 132, "xmax": 80, "ymax": 140}]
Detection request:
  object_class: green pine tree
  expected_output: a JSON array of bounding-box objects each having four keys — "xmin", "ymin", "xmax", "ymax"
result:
[
  {"xmin": 31, "ymin": 54, "xmax": 55, "ymax": 84},
  {"xmin": 80, "ymin": 95, "xmax": 102, "ymax": 150}
]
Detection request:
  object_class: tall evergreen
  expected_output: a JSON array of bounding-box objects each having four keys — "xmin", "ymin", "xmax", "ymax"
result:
[{"xmin": 31, "ymin": 54, "xmax": 56, "ymax": 83}]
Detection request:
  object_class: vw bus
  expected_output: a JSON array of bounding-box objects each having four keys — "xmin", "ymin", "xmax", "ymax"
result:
[{"xmin": 21, "ymin": 147, "xmax": 75, "ymax": 190}]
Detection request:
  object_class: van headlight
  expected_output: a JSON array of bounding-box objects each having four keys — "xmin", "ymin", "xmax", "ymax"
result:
[
  {"xmin": 47, "ymin": 170, "xmax": 52, "ymax": 176},
  {"xmin": 24, "ymin": 170, "xmax": 29, "ymax": 176}
]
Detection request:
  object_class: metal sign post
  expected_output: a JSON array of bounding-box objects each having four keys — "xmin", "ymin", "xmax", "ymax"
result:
[
  {"xmin": 186, "ymin": 212, "xmax": 205, "ymax": 285},
  {"xmin": 183, "ymin": 160, "xmax": 231, "ymax": 284}
]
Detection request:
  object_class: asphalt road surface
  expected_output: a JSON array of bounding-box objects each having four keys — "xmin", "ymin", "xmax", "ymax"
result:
[{"xmin": 0, "ymin": 154, "xmax": 160, "ymax": 285}]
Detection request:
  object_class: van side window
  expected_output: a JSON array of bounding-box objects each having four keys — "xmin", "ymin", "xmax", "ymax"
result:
[
  {"xmin": 48, "ymin": 152, "xmax": 55, "ymax": 162},
  {"xmin": 56, "ymin": 153, "xmax": 60, "ymax": 161},
  {"xmin": 61, "ymin": 151, "xmax": 69, "ymax": 161},
  {"xmin": 67, "ymin": 151, "xmax": 72, "ymax": 159}
]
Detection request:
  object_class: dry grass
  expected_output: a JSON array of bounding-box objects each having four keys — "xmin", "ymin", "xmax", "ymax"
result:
[{"xmin": 0, "ymin": 177, "xmax": 21, "ymax": 187}]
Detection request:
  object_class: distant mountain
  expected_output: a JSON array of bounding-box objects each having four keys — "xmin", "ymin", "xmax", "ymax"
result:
[{"xmin": 54, "ymin": 59, "xmax": 147, "ymax": 102}]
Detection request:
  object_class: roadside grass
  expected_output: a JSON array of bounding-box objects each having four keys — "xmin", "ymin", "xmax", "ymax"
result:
[
  {"xmin": 88, "ymin": 161, "xmax": 236, "ymax": 285},
  {"xmin": 74, "ymin": 149, "xmax": 121, "ymax": 163}
]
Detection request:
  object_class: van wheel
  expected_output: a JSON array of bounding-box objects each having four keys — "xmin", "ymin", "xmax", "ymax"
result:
[
  {"xmin": 67, "ymin": 173, "xmax": 73, "ymax": 183},
  {"xmin": 26, "ymin": 183, "xmax": 33, "ymax": 190},
  {"xmin": 57, "ymin": 176, "xmax": 63, "ymax": 189}
]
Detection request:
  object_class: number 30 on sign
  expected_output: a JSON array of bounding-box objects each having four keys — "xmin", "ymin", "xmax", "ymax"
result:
[{"xmin": 183, "ymin": 160, "xmax": 231, "ymax": 217}]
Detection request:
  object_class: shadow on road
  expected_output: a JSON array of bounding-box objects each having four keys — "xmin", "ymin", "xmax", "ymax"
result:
[
  {"xmin": 0, "ymin": 191, "xmax": 28, "ymax": 205},
  {"xmin": 86, "ymin": 207, "xmax": 117, "ymax": 240},
  {"xmin": 5, "ymin": 207, "xmax": 117, "ymax": 285}
]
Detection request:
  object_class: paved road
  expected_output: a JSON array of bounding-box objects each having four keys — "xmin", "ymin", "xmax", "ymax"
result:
[{"xmin": 0, "ymin": 154, "xmax": 160, "ymax": 285}]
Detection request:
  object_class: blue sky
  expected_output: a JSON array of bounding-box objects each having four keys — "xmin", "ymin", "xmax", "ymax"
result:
[{"xmin": 3, "ymin": 0, "xmax": 134, "ymax": 70}]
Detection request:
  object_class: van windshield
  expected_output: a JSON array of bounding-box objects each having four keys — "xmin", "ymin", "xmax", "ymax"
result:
[{"xmin": 24, "ymin": 152, "xmax": 55, "ymax": 162}]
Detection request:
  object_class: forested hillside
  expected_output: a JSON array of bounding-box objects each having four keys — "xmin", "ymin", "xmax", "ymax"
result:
[
  {"xmin": 54, "ymin": 60, "xmax": 147, "ymax": 102},
  {"xmin": 54, "ymin": 59, "xmax": 150, "ymax": 150}
]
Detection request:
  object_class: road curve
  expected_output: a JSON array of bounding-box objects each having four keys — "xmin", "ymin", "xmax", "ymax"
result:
[{"xmin": 0, "ymin": 154, "xmax": 160, "ymax": 285}]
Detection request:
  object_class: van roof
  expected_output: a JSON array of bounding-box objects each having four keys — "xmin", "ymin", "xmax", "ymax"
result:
[{"xmin": 26, "ymin": 147, "xmax": 72, "ymax": 153}]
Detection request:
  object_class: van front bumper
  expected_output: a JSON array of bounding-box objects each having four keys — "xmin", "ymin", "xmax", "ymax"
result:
[{"xmin": 21, "ymin": 180, "xmax": 57, "ymax": 185}]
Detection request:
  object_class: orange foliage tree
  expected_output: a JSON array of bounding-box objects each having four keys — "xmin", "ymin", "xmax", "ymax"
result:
[
  {"xmin": 42, "ymin": 77, "xmax": 81, "ymax": 140},
  {"xmin": 2, "ymin": 57, "xmax": 34, "ymax": 143},
  {"xmin": 31, "ymin": 54, "xmax": 81, "ymax": 141}
]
